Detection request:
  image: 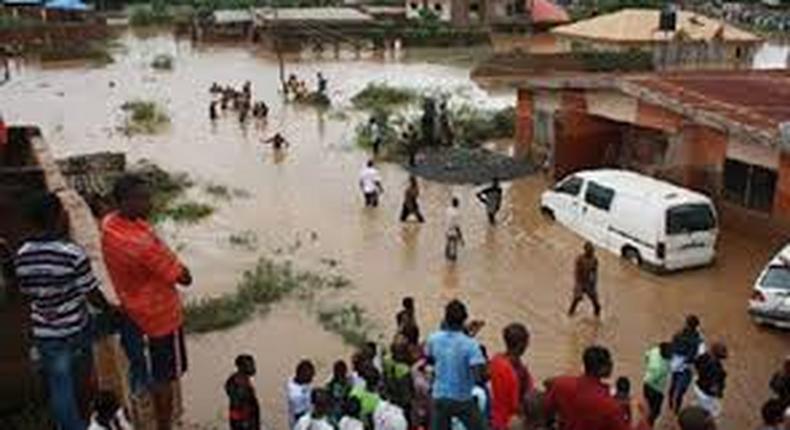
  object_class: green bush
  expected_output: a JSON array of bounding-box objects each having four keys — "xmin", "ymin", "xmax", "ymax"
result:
[
  {"xmin": 159, "ymin": 202, "xmax": 214, "ymax": 224},
  {"xmin": 151, "ymin": 53, "xmax": 174, "ymax": 70},
  {"xmin": 184, "ymin": 258, "xmax": 353, "ymax": 333},
  {"xmin": 120, "ymin": 100, "xmax": 170, "ymax": 134},
  {"xmin": 351, "ymin": 83, "xmax": 419, "ymax": 111},
  {"xmin": 129, "ymin": 2, "xmax": 174, "ymax": 26},
  {"xmin": 451, "ymin": 105, "xmax": 515, "ymax": 146},
  {"xmin": 317, "ymin": 304, "xmax": 375, "ymax": 348}
]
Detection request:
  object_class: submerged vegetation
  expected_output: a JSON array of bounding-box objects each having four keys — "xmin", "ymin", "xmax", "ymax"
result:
[
  {"xmin": 120, "ymin": 100, "xmax": 170, "ymax": 135},
  {"xmin": 129, "ymin": 160, "xmax": 217, "ymax": 225},
  {"xmin": 184, "ymin": 258, "xmax": 352, "ymax": 333},
  {"xmin": 316, "ymin": 304, "xmax": 377, "ymax": 348},
  {"xmin": 151, "ymin": 53, "xmax": 174, "ymax": 70},
  {"xmin": 229, "ymin": 230, "xmax": 259, "ymax": 251},
  {"xmin": 351, "ymin": 83, "xmax": 419, "ymax": 112},
  {"xmin": 35, "ymin": 42, "xmax": 114, "ymax": 65},
  {"xmin": 129, "ymin": 1, "xmax": 175, "ymax": 26}
]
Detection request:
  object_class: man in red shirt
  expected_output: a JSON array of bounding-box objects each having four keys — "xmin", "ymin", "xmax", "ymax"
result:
[
  {"xmin": 101, "ymin": 174, "xmax": 192, "ymax": 430},
  {"xmin": 489, "ymin": 323, "xmax": 532, "ymax": 430},
  {"xmin": 544, "ymin": 345, "xmax": 631, "ymax": 430}
]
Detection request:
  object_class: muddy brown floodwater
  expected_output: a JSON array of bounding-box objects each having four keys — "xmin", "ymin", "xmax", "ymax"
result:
[{"xmin": 2, "ymin": 30, "xmax": 789, "ymax": 430}]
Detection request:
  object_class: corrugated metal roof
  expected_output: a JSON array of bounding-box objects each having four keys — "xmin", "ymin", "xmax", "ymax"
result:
[
  {"xmin": 255, "ymin": 7, "xmax": 373, "ymax": 22},
  {"xmin": 213, "ymin": 9, "xmax": 252, "ymax": 24},
  {"xmin": 551, "ymin": 8, "xmax": 761, "ymax": 44}
]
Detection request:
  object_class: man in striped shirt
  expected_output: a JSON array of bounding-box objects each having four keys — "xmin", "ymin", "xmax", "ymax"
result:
[
  {"xmin": 102, "ymin": 174, "xmax": 192, "ymax": 430},
  {"xmin": 14, "ymin": 192, "xmax": 118, "ymax": 430}
]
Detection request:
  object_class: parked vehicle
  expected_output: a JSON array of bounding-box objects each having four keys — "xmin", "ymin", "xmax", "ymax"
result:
[
  {"xmin": 749, "ymin": 244, "xmax": 790, "ymax": 329},
  {"xmin": 540, "ymin": 169, "xmax": 718, "ymax": 272}
]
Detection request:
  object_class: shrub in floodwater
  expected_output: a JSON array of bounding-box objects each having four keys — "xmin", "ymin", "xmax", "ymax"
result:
[
  {"xmin": 120, "ymin": 100, "xmax": 170, "ymax": 134},
  {"xmin": 184, "ymin": 293, "xmax": 254, "ymax": 334},
  {"xmin": 183, "ymin": 257, "xmax": 353, "ymax": 333},
  {"xmin": 316, "ymin": 304, "xmax": 375, "ymax": 348},
  {"xmin": 159, "ymin": 202, "xmax": 214, "ymax": 224},
  {"xmin": 450, "ymin": 105, "xmax": 515, "ymax": 147},
  {"xmin": 129, "ymin": 2, "xmax": 174, "ymax": 27},
  {"xmin": 128, "ymin": 160, "xmax": 217, "ymax": 225},
  {"xmin": 351, "ymin": 83, "xmax": 419, "ymax": 111},
  {"xmin": 205, "ymin": 183, "xmax": 231, "ymax": 199},
  {"xmin": 229, "ymin": 230, "xmax": 259, "ymax": 251},
  {"xmin": 151, "ymin": 53, "xmax": 174, "ymax": 70}
]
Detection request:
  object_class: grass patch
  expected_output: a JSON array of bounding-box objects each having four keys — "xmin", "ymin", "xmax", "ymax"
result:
[
  {"xmin": 184, "ymin": 293, "xmax": 254, "ymax": 334},
  {"xmin": 129, "ymin": 2, "xmax": 175, "ymax": 26},
  {"xmin": 229, "ymin": 230, "xmax": 258, "ymax": 251},
  {"xmin": 184, "ymin": 258, "xmax": 352, "ymax": 334},
  {"xmin": 293, "ymin": 92, "xmax": 332, "ymax": 108},
  {"xmin": 451, "ymin": 105, "xmax": 515, "ymax": 147},
  {"xmin": 158, "ymin": 202, "xmax": 214, "ymax": 224},
  {"xmin": 317, "ymin": 304, "xmax": 376, "ymax": 348},
  {"xmin": 151, "ymin": 53, "xmax": 174, "ymax": 70},
  {"xmin": 121, "ymin": 100, "xmax": 170, "ymax": 135},
  {"xmin": 351, "ymin": 83, "xmax": 419, "ymax": 112},
  {"xmin": 35, "ymin": 42, "xmax": 114, "ymax": 65},
  {"xmin": 129, "ymin": 160, "xmax": 216, "ymax": 225},
  {"xmin": 205, "ymin": 183, "xmax": 231, "ymax": 199}
]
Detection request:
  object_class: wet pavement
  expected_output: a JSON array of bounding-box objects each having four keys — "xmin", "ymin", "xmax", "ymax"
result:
[{"xmin": 2, "ymin": 31, "xmax": 789, "ymax": 430}]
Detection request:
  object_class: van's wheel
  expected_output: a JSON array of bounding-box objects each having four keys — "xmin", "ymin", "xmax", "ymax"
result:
[
  {"xmin": 622, "ymin": 247, "xmax": 641, "ymax": 266},
  {"xmin": 540, "ymin": 207, "xmax": 555, "ymax": 221}
]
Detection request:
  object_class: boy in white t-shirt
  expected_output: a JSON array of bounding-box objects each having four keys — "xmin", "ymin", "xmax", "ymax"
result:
[{"xmin": 359, "ymin": 160, "xmax": 384, "ymax": 208}]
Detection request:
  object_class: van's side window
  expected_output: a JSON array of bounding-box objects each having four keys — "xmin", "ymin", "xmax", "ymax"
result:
[
  {"xmin": 584, "ymin": 181, "xmax": 614, "ymax": 211},
  {"xmin": 556, "ymin": 176, "xmax": 583, "ymax": 196}
]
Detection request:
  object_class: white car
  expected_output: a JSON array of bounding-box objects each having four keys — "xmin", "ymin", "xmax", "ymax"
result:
[{"xmin": 749, "ymin": 244, "xmax": 790, "ymax": 329}]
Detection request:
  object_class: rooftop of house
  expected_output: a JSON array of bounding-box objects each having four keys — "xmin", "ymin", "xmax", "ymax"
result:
[
  {"xmin": 551, "ymin": 8, "xmax": 761, "ymax": 44},
  {"xmin": 253, "ymin": 7, "xmax": 374, "ymax": 23},
  {"xmin": 523, "ymin": 69, "xmax": 790, "ymax": 147}
]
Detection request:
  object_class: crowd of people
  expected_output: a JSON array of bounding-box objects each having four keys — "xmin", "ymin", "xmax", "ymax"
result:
[
  {"xmin": 217, "ymin": 293, "xmax": 790, "ymax": 430},
  {"xmin": 209, "ymin": 81, "xmax": 269, "ymax": 125}
]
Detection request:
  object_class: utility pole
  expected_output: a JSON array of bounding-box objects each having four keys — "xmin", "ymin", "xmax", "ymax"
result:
[{"xmin": 273, "ymin": 3, "xmax": 286, "ymax": 92}]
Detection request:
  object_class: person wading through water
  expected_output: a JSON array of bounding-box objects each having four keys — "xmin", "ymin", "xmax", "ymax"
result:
[
  {"xmin": 445, "ymin": 197, "xmax": 463, "ymax": 262},
  {"xmin": 359, "ymin": 160, "xmax": 384, "ymax": 208},
  {"xmin": 476, "ymin": 178, "xmax": 503, "ymax": 226},
  {"xmin": 400, "ymin": 175, "xmax": 425, "ymax": 223},
  {"xmin": 568, "ymin": 242, "xmax": 601, "ymax": 318}
]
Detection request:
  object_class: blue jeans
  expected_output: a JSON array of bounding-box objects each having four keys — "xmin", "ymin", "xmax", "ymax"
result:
[
  {"xmin": 669, "ymin": 368, "xmax": 693, "ymax": 412},
  {"xmin": 119, "ymin": 315, "xmax": 152, "ymax": 394},
  {"xmin": 35, "ymin": 331, "xmax": 92, "ymax": 430}
]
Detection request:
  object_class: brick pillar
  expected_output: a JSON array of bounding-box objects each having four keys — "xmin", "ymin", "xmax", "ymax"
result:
[
  {"xmin": 514, "ymin": 88, "xmax": 533, "ymax": 160},
  {"xmin": 679, "ymin": 125, "xmax": 727, "ymax": 195},
  {"xmin": 774, "ymin": 148, "xmax": 790, "ymax": 220}
]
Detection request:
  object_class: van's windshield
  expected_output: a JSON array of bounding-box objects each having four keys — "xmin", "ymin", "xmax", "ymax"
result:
[{"xmin": 666, "ymin": 203, "xmax": 716, "ymax": 235}]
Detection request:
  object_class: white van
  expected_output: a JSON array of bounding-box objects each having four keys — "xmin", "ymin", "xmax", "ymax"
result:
[{"xmin": 540, "ymin": 169, "xmax": 718, "ymax": 272}]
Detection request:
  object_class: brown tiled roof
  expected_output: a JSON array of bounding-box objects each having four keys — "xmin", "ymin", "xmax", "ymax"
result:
[{"xmin": 621, "ymin": 70, "xmax": 790, "ymax": 143}]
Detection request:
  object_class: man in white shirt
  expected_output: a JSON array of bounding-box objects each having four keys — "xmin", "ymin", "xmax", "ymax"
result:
[
  {"xmin": 374, "ymin": 399, "xmax": 408, "ymax": 430},
  {"xmin": 359, "ymin": 160, "xmax": 384, "ymax": 208},
  {"xmin": 288, "ymin": 360, "xmax": 316, "ymax": 428},
  {"xmin": 294, "ymin": 388, "xmax": 335, "ymax": 430},
  {"xmin": 445, "ymin": 197, "xmax": 463, "ymax": 261}
]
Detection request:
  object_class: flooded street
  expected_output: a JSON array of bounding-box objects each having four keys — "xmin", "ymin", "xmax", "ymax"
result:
[{"xmin": 2, "ymin": 31, "xmax": 789, "ymax": 430}]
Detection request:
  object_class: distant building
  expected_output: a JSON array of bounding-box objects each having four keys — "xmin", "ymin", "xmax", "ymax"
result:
[
  {"xmin": 550, "ymin": 8, "xmax": 762, "ymax": 70},
  {"xmin": 405, "ymin": 0, "xmax": 567, "ymax": 28},
  {"xmin": 514, "ymin": 70, "xmax": 790, "ymax": 223}
]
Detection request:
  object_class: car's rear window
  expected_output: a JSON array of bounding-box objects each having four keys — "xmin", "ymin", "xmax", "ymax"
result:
[
  {"xmin": 666, "ymin": 203, "xmax": 716, "ymax": 235},
  {"xmin": 761, "ymin": 266, "xmax": 790, "ymax": 290}
]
